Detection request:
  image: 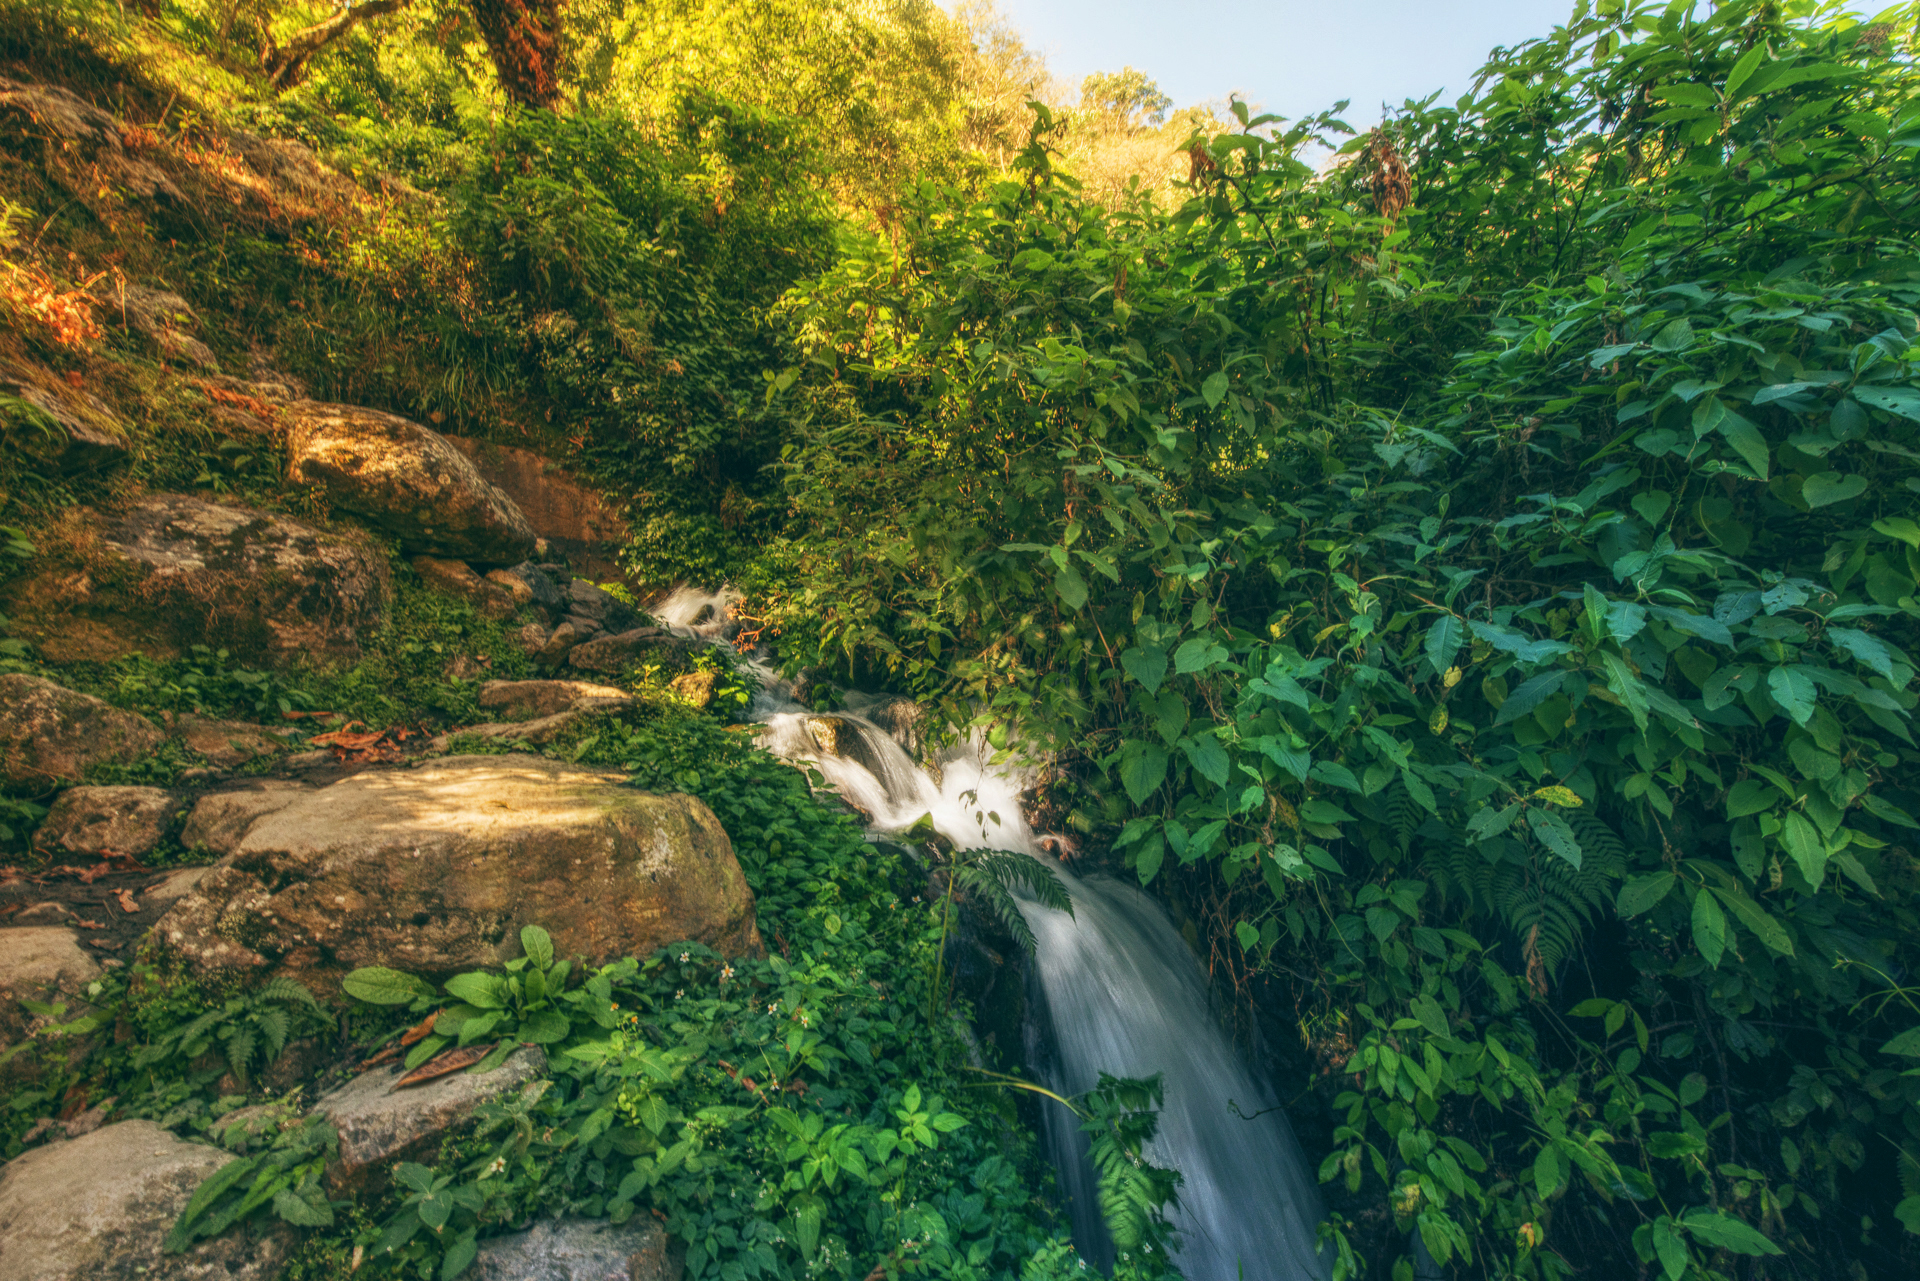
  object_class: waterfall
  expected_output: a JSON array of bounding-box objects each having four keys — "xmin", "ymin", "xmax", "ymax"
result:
[{"xmin": 649, "ymin": 586, "xmax": 1329, "ymax": 1280}]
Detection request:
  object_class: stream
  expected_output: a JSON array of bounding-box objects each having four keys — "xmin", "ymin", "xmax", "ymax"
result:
[{"xmin": 650, "ymin": 588, "xmax": 1330, "ymax": 1280}]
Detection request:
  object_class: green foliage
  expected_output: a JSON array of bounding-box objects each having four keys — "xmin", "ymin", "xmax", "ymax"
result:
[
  {"xmin": 744, "ymin": 2, "xmax": 1920, "ymax": 1275},
  {"xmin": 163, "ymin": 1116, "xmax": 341, "ymax": 1253},
  {"xmin": 134, "ymin": 977, "xmax": 331, "ymax": 1089}
]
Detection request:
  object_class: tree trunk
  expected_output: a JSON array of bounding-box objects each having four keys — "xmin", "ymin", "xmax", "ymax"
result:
[
  {"xmin": 467, "ymin": 0, "xmax": 564, "ymax": 110},
  {"xmin": 260, "ymin": 0, "xmax": 411, "ymax": 91}
]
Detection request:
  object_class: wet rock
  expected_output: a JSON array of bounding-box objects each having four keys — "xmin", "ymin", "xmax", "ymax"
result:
[
  {"xmin": 0, "ymin": 927, "xmax": 102, "ymax": 1085},
  {"xmin": 510, "ymin": 621, "xmax": 552, "ymax": 659},
  {"xmin": 0, "ymin": 1119, "xmax": 292, "ymax": 1281},
  {"xmin": 0, "ymin": 495, "xmax": 390, "ymax": 666},
  {"xmin": 485, "ymin": 568, "xmax": 534, "ymax": 608},
  {"xmin": 469, "ymin": 1217, "xmax": 678, "ymax": 1281},
  {"xmin": 287, "ymin": 402, "xmax": 537, "ymax": 563},
  {"xmin": 413, "ymin": 556, "xmax": 520, "ymax": 620},
  {"xmin": 0, "ymin": 362, "xmax": 128, "ymax": 474},
  {"xmin": 31, "ymin": 786, "xmax": 176, "ymax": 859},
  {"xmin": 669, "ymin": 668, "xmax": 717, "ymax": 709},
  {"xmin": 155, "ymin": 754, "xmax": 762, "ymax": 996},
  {"xmin": 316, "ymin": 1047, "xmax": 546, "ymax": 1191},
  {"xmin": 144, "ymin": 866, "xmax": 209, "ymax": 906},
  {"xmin": 850, "ymin": 695, "xmax": 933, "ymax": 759},
  {"xmin": 0, "ymin": 676, "xmax": 164, "ymax": 786},
  {"xmin": 564, "ymin": 579, "xmax": 643, "ymax": 632},
  {"xmin": 567, "ymin": 627, "xmax": 679, "ymax": 673},
  {"xmin": 165, "ymin": 713, "xmax": 297, "ymax": 768},
  {"xmin": 477, "ymin": 679, "xmax": 632, "ymax": 721}
]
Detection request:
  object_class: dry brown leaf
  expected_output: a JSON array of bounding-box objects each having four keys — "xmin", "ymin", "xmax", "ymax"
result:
[
  {"xmin": 399, "ymin": 1012, "xmax": 440, "ymax": 1047},
  {"xmin": 391, "ymin": 1042, "xmax": 496, "ymax": 1090},
  {"xmin": 73, "ymin": 918, "xmax": 106, "ymax": 929},
  {"xmin": 114, "ymin": 889, "xmax": 139, "ymax": 913}
]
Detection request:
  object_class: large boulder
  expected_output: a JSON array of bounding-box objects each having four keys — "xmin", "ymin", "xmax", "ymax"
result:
[
  {"xmin": 287, "ymin": 403, "xmax": 537, "ymax": 563},
  {"xmin": 31, "ymin": 785, "xmax": 176, "ymax": 859},
  {"xmin": 0, "ymin": 1120, "xmax": 292, "ymax": 1281},
  {"xmin": 469, "ymin": 1217, "xmax": 676, "ymax": 1281},
  {"xmin": 0, "ymin": 676, "xmax": 164, "ymax": 786},
  {"xmin": 0, "ymin": 362, "xmax": 129, "ymax": 474},
  {"xmin": 156, "ymin": 755, "xmax": 761, "ymax": 994},
  {"xmin": 445, "ymin": 436, "xmax": 634, "ymax": 583},
  {"xmin": 316, "ymin": 1047, "xmax": 546, "ymax": 1191},
  {"xmin": 0, "ymin": 495, "xmax": 390, "ymax": 666}
]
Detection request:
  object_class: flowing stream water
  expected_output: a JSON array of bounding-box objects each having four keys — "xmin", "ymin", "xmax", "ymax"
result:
[{"xmin": 648, "ymin": 588, "xmax": 1330, "ymax": 1280}]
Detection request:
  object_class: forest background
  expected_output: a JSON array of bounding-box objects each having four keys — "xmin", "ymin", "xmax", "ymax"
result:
[{"xmin": 3, "ymin": 1, "xmax": 1920, "ymax": 1280}]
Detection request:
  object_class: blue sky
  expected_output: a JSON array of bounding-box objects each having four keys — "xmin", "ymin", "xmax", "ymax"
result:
[{"xmin": 990, "ymin": 0, "xmax": 1587, "ymax": 127}]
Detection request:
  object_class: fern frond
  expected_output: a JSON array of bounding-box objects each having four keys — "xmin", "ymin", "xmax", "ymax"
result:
[
  {"xmin": 972, "ymin": 850, "xmax": 1073, "ymax": 917},
  {"xmin": 955, "ymin": 865, "xmax": 1036, "ymax": 953},
  {"xmin": 256, "ymin": 1006, "xmax": 289, "ymax": 1063}
]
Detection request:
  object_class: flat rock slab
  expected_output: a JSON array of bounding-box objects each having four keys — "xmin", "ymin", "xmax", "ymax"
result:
[
  {"xmin": 288, "ymin": 402, "xmax": 537, "ymax": 563},
  {"xmin": 470, "ymin": 1217, "xmax": 677, "ymax": 1281},
  {"xmin": 0, "ymin": 676, "xmax": 164, "ymax": 786},
  {"xmin": 156, "ymin": 755, "xmax": 761, "ymax": 996},
  {"xmin": 0, "ymin": 1119, "xmax": 292, "ymax": 1281},
  {"xmin": 180, "ymin": 780, "xmax": 315, "ymax": 856},
  {"xmin": 316, "ymin": 1046, "xmax": 546, "ymax": 1190},
  {"xmin": 32, "ymin": 785, "xmax": 177, "ymax": 859},
  {"xmin": 166, "ymin": 714, "xmax": 298, "ymax": 768},
  {"xmin": 478, "ymin": 679, "xmax": 632, "ymax": 721}
]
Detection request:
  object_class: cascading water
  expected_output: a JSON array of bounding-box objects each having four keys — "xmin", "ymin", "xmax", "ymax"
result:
[{"xmin": 645, "ymin": 585, "xmax": 1329, "ymax": 1280}]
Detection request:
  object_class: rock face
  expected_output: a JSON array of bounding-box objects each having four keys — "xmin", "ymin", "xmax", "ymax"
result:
[
  {"xmin": 287, "ymin": 402, "xmax": 537, "ymax": 563},
  {"xmin": 445, "ymin": 436, "xmax": 634, "ymax": 584},
  {"xmin": 469, "ymin": 1217, "xmax": 677, "ymax": 1281},
  {"xmin": 31, "ymin": 786, "xmax": 176, "ymax": 859},
  {"xmin": 568, "ymin": 627, "xmax": 684, "ymax": 673},
  {"xmin": 0, "ymin": 1120, "xmax": 292, "ymax": 1281},
  {"xmin": 165, "ymin": 714, "xmax": 297, "ymax": 769},
  {"xmin": 316, "ymin": 1047, "xmax": 547, "ymax": 1191},
  {"xmin": 412, "ymin": 555, "xmax": 521, "ymax": 620},
  {"xmin": 1, "ymin": 495, "xmax": 390, "ymax": 666},
  {"xmin": 0, "ymin": 676, "xmax": 164, "ymax": 786},
  {"xmin": 157, "ymin": 755, "xmax": 761, "ymax": 994}
]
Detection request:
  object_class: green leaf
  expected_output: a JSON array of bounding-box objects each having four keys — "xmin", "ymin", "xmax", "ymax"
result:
[
  {"xmin": 1854, "ymin": 385, "xmax": 1920, "ymax": 423},
  {"xmin": 1710, "ymin": 887, "xmax": 1794, "ymax": 956},
  {"xmin": 1121, "ymin": 645, "xmax": 1168, "ymax": 694},
  {"xmin": 520, "ymin": 924, "xmax": 554, "ymax": 971},
  {"xmin": 1724, "ymin": 44, "xmax": 1767, "ymax": 100},
  {"xmin": 444, "ymin": 973, "xmax": 507, "ymax": 1010},
  {"xmin": 174, "ymin": 1156, "xmax": 258, "ymax": 1236},
  {"xmin": 1181, "ymin": 734, "xmax": 1230, "ymax": 787},
  {"xmin": 518, "ymin": 1010, "xmax": 571, "ymax": 1044},
  {"xmin": 1424, "ymin": 614, "xmax": 1464, "ymax": 673},
  {"xmin": 1692, "ymin": 888, "xmax": 1727, "ymax": 968},
  {"xmin": 1650, "ymin": 318, "xmax": 1694, "ymax": 352},
  {"xmin": 1527, "ymin": 807, "xmax": 1582, "ymax": 868},
  {"xmin": 1680, "ymin": 1210, "xmax": 1783, "ymax": 1255},
  {"xmin": 1617, "ymin": 872, "xmax": 1676, "ymax": 917},
  {"xmin": 1409, "ymin": 994, "xmax": 1448, "ymax": 1038},
  {"xmin": 1726, "ymin": 778, "xmax": 1779, "ymax": 819},
  {"xmin": 1802, "ymin": 472, "xmax": 1867, "ymax": 507},
  {"xmin": 1201, "ymin": 370, "xmax": 1229, "ymax": 408},
  {"xmin": 1780, "ymin": 811, "xmax": 1828, "ymax": 887},
  {"xmin": 1493, "ymin": 670, "xmax": 1567, "ymax": 725},
  {"xmin": 1767, "ymin": 666, "xmax": 1817, "ymax": 724},
  {"xmin": 1717, "ymin": 410, "xmax": 1771, "ymax": 478},
  {"xmin": 1172, "ymin": 636, "xmax": 1227, "ymax": 674},
  {"xmin": 272, "ymin": 1184, "xmax": 335, "ymax": 1228},
  {"xmin": 1234, "ymin": 920, "xmax": 1259, "ymax": 951},
  {"xmin": 1827, "ymin": 627, "xmax": 1900, "ymax": 681},
  {"xmin": 1880, "ymin": 1028, "xmax": 1920, "ymax": 1057},
  {"xmin": 1872, "ymin": 517, "xmax": 1920, "ymax": 549},
  {"xmin": 1653, "ymin": 1219, "xmax": 1688, "ymax": 1281},
  {"xmin": 1120, "ymin": 744, "xmax": 1169, "ymax": 806},
  {"xmin": 341, "ymin": 967, "xmax": 434, "ymax": 1007},
  {"xmin": 1055, "ymin": 563, "xmax": 1088, "ymax": 611},
  {"xmin": 441, "ymin": 1233, "xmax": 479, "ymax": 1281}
]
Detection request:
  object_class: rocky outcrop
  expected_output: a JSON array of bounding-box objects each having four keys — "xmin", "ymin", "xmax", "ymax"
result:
[
  {"xmin": 114, "ymin": 287, "xmax": 219, "ymax": 370},
  {"xmin": 179, "ymin": 780, "xmax": 314, "ymax": 855},
  {"xmin": 287, "ymin": 402, "xmax": 537, "ymax": 563},
  {"xmin": 316, "ymin": 1047, "xmax": 546, "ymax": 1191},
  {"xmin": 469, "ymin": 1217, "xmax": 678, "ymax": 1281},
  {"xmin": 31, "ymin": 786, "xmax": 176, "ymax": 859},
  {"xmin": 0, "ymin": 362, "xmax": 128, "ymax": 474},
  {"xmin": 669, "ymin": 668, "xmax": 717, "ymax": 708},
  {"xmin": 568, "ymin": 627, "xmax": 689, "ymax": 673},
  {"xmin": 445, "ymin": 436, "xmax": 634, "ymax": 583},
  {"xmin": 0, "ymin": 1120, "xmax": 292, "ymax": 1281},
  {"xmin": 0, "ymin": 676, "xmax": 164, "ymax": 786},
  {"xmin": 476, "ymin": 679, "xmax": 632, "ymax": 721},
  {"xmin": 1, "ymin": 495, "xmax": 390, "ymax": 666},
  {"xmin": 157, "ymin": 755, "xmax": 761, "ymax": 994}
]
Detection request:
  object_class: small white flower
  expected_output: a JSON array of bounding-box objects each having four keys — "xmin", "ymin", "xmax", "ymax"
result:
[
  {"xmin": 674, "ymin": 990, "xmax": 684, "ymax": 1000},
  {"xmin": 679, "ymin": 952, "xmax": 690, "ymax": 962}
]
